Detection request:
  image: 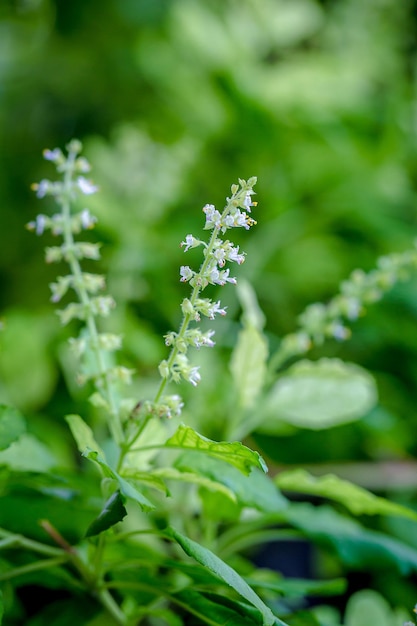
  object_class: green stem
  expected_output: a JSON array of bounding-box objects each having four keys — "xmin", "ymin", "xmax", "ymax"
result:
[
  {"xmin": 0, "ymin": 556, "xmax": 69, "ymax": 582},
  {"xmin": 95, "ymin": 587, "xmax": 128, "ymax": 625},
  {"xmin": 0, "ymin": 527, "xmax": 64, "ymax": 557},
  {"xmin": 118, "ymin": 184, "xmax": 250, "ymax": 467}
]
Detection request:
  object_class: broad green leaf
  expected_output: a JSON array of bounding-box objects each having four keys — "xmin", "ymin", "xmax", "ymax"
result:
[
  {"xmin": 175, "ymin": 452, "xmax": 287, "ymax": 513},
  {"xmin": 258, "ymin": 359, "xmax": 377, "ymax": 431},
  {"xmin": 85, "ymin": 490, "xmax": 127, "ymax": 537},
  {"xmin": 167, "ymin": 527, "xmax": 281, "ymax": 626},
  {"xmin": 122, "ymin": 469, "xmax": 169, "ymax": 495},
  {"xmin": 344, "ymin": 589, "xmax": 404, "ymax": 626},
  {"xmin": 276, "ymin": 469, "xmax": 417, "ymax": 521},
  {"xmin": 84, "ymin": 450, "xmax": 155, "ymax": 512},
  {"xmin": 285, "ymin": 503, "xmax": 417, "ymax": 574},
  {"xmin": 0, "ymin": 310, "xmax": 57, "ymax": 412},
  {"xmin": 200, "ymin": 488, "xmax": 241, "ymax": 522},
  {"xmin": 0, "ymin": 405, "xmax": 26, "ymax": 451},
  {"xmin": 0, "ymin": 588, "xmax": 3, "ymax": 626},
  {"xmin": 65, "ymin": 414, "xmax": 104, "ymax": 457},
  {"xmin": 0, "ymin": 434, "xmax": 55, "ymax": 472},
  {"xmin": 230, "ymin": 323, "xmax": 268, "ymax": 411},
  {"xmin": 164, "ymin": 424, "xmax": 267, "ymax": 475},
  {"xmin": 152, "ymin": 466, "xmax": 236, "ymax": 501}
]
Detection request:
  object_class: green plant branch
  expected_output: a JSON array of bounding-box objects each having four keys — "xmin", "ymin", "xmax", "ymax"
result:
[{"xmin": 269, "ymin": 243, "xmax": 417, "ymax": 374}]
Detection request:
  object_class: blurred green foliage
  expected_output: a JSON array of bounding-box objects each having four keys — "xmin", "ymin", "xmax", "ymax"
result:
[{"xmin": 1, "ymin": 0, "xmax": 417, "ymax": 619}]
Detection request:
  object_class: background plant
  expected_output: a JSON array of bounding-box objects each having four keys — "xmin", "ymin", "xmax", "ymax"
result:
[{"xmin": 1, "ymin": 0, "xmax": 417, "ymax": 623}]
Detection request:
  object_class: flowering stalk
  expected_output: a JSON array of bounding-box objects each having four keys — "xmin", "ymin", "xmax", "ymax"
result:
[
  {"xmin": 270, "ymin": 243, "xmax": 417, "ymax": 372},
  {"xmin": 28, "ymin": 140, "xmax": 128, "ymax": 448},
  {"xmin": 148, "ymin": 177, "xmax": 257, "ymax": 422}
]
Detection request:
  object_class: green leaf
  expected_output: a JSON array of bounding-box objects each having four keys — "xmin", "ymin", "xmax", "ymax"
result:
[
  {"xmin": 344, "ymin": 589, "xmax": 403, "ymax": 626},
  {"xmin": 152, "ymin": 466, "xmax": 236, "ymax": 501},
  {"xmin": 285, "ymin": 503, "xmax": 417, "ymax": 575},
  {"xmin": 164, "ymin": 424, "xmax": 267, "ymax": 475},
  {"xmin": 230, "ymin": 312, "xmax": 268, "ymax": 411},
  {"xmin": 245, "ymin": 570, "xmax": 346, "ymax": 599},
  {"xmin": 122, "ymin": 469, "xmax": 170, "ymax": 495},
  {"xmin": 166, "ymin": 527, "xmax": 282, "ymax": 626},
  {"xmin": 175, "ymin": 452, "xmax": 287, "ymax": 513},
  {"xmin": 0, "ymin": 434, "xmax": 55, "ymax": 472},
  {"xmin": 276, "ymin": 469, "xmax": 417, "ymax": 521},
  {"xmin": 259, "ymin": 359, "xmax": 377, "ymax": 431},
  {"xmin": 236, "ymin": 279, "xmax": 266, "ymax": 331},
  {"xmin": 0, "ymin": 310, "xmax": 57, "ymax": 412},
  {"xmin": 0, "ymin": 588, "xmax": 3, "ymax": 626},
  {"xmin": 84, "ymin": 450, "xmax": 155, "ymax": 512},
  {"xmin": 0, "ymin": 405, "xmax": 26, "ymax": 451},
  {"xmin": 171, "ymin": 589, "xmax": 265, "ymax": 626},
  {"xmin": 65, "ymin": 414, "xmax": 105, "ymax": 457},
  {"xmin": 85, "ymin": 490, "xmax": 127, "ymax": 537}
]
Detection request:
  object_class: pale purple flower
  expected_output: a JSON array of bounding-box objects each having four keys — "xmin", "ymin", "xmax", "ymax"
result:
[
  {"xmin": 43, "ymin": 148, "xmax": 63, "ymax": 163},
  {"xmin": 35, "ymin": 179, "xmax": 50, "ymax": 198}
]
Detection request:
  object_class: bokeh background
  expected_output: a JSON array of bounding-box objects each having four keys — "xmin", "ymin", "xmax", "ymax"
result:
[{"xmin": 2, "ymin": 0, "xmax": 417, "ymax": 615}]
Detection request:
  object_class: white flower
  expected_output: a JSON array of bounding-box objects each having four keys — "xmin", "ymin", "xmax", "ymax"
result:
[
  {"xmin": 203, "ymin": 204, "xmax": 222, "ymax": 229},
  {"xmin": 77, "ymin": 176, "xmax": 98, "ymax": 195},
  {"xmin": 181, "ymin": 234, "xmax": 202, "ymax": 251},
  {"xmin": 180, "ymin": 266, "xmax": 194, "ymax": 282},
  {"xmin": 225, "ymin": 243, "xmax": 245, "ymax": 264},
  {"xmin": 242, "ymin": 191, "xmax": 256, "ymax": 212},
  {"xmin": 208, "ymin": 300, "xmax": 227, "ymax": 318},
  {"xmin": 188, "ymin": 366, "xmax": 201, "ymax": 387},
  {"xmin": 80, "ymin": 209, "xmax": 97, "ymax": 229},
  {"xmin": 208, "ymin": 267, "xmax": 221, "ymax": 284}
]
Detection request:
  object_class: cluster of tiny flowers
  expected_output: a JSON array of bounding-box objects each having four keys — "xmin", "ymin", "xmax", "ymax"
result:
[
  {"xmin": 29, "ymin": 141, "xmax": 129, "ymax": 394},
  {"xmin": 141, "ymin": 395, "xmax": 184, "ymax": 420},
  {"xmin": 155, "ymin": 178, "xmax": 257, "ymax": 414},
  {"xmin": 272, "ymin": 244, "xmax": 417, "ymax": 370}
]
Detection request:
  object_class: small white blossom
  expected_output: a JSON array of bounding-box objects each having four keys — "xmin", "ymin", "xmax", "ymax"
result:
[
  {"xmin": 181, "ymin": 234, "xmax": 202, "ymax": 252},
  {"xmin": 32, "ymin": 214, "xmax": 48, "ymax": 235},
  {"xmin": 203, "ymin": 204, "xmax": 222, "ymax": 229},
  {"xmin": 180, "ymin": 265, "xmax": 194, "ymax": 282},
  {"xmin": 80, "ymin": 209, "xmax": 97, "ymax": 229},
  {"xmin": 198, "ymin": 330, "xmax": 215, "ymax": 348},
  {"xmin": 328, "ymin": 322, "xmax": 350, "ymax": 341},
  {"xmin": 75, "ymin": 157, "xmax": 91, "ymax": 173},
  {"xmin": 208, "ymin": 300, "xmax": 227, "ymax": 318},
  {"xmin": 77, "ymin": 176, "xmax": 98, "ymax": 195},
  {"xmin": 34, "ymin": 179, "xmax": 51, "ymax": 198},
  {"xmin": 227, "ymin": 245, "xmax": 245, "ymax": 264},
  {"xmin": 242, "ymin": 191, "xmax": 256, "ymax": 212},
  {"xmin": 188, "ymin": 366, "xmax": 201, "ymax": 387},
  {"xmin": 208, "ymin": 267, "xmax": 221, "ymax": 284}
]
